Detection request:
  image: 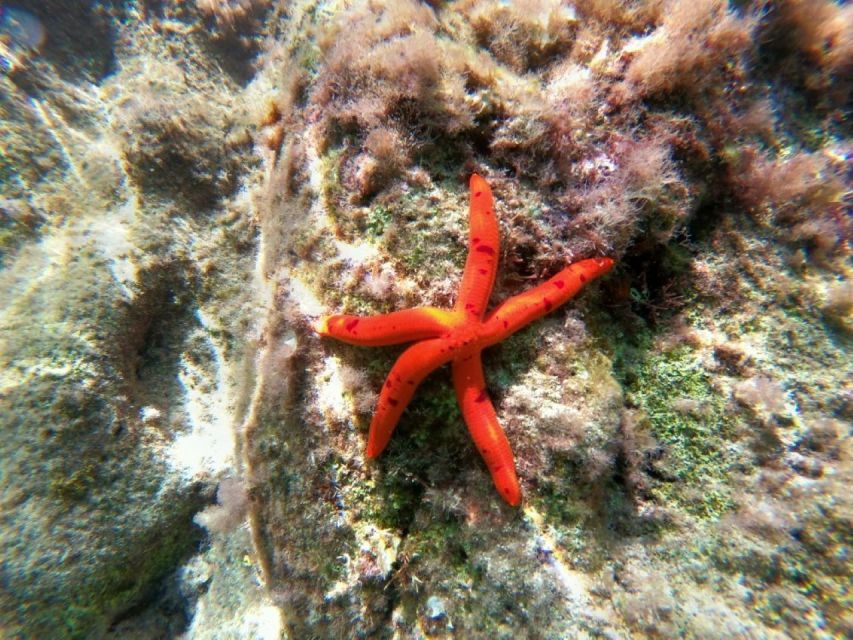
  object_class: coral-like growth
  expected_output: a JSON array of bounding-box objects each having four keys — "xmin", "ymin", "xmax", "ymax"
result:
[
  {"xmin": 728, "ymin": 145, "xmax": 848, "ymax": 260},
  {"xmin": 194, "ymin": 478, "xmax": 250, "ymax": 533},
  {"xmin": 822, "ymin": 281, "xmax": 853, "ymax": 331},
  {"xmin": 619, "ymin": 0, "xmax": 754, "ymax": 99},
  {"xmin": 312, "ymin": 1, "xmax": 449, "ymax": 131},
  {"xmin": 569, "ymin": 135, "xmax": 690, "ymax": 254},
  {"xmin": 572, "ymin": 0, "xmax": 663, "ymax": 31},
  {"xmin": 465, "ymin": 0, "xmax": 579, "ymax": 73},
  {"xmin": 344, "ymin": 127, "xmax": 411, "ymax": 202},
  {"xmin": 733, "ymin": 375, "xmax": 789, "ymax": 420},
  {"xmin": 734, "ymin": 148, "xmax": 844, "ymax": 216},
  {"xmin": 770, "ymin": 0, "xmax": 853, "ymax": 74},
  {"xmin": 195, "ymin": 0, "xmax": 270, "ymax": 29}
]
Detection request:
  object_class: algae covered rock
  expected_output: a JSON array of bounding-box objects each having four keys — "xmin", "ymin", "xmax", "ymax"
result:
[
  {"xmin": 1, "ymin": 0, "xmax": 850, "ymax": 638},
  {"xmin": 1, "ymin": 1, "xmax": 260, "ymax": 637}
]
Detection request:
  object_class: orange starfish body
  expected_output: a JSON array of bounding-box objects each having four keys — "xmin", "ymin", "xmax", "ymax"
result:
[{"xmin": 314, "ymin": 174, "xmax": 614, "ymax": 505}]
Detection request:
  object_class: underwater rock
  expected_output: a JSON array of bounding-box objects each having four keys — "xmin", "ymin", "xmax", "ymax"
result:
[
  {"xmin": 2, "ymin": 6, "xmax": 44, "ymax": 48},
  {"xmin": 0, "ymin": 5, "xmax": 44, "ymax": 73},
  {"xmin": 0, "ymin": 0, "xmax": 850, "ymax": 638},
  {"xmin": 0, "ymin": 3, "xmax": 260, "ymax": 637}
]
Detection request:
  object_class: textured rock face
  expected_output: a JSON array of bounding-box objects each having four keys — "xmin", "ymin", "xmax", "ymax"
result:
[
  {"xmin": 241, "ymin": 1, "xmax": 850, "ymax": 638},
  {"xmin": 2, "ymin": 0, "xmax": 850, "ymax": 638},
  {"xmin": 1, "ymin": 226, "xmax": 200, "ymax": 636},
  {"xmin": 1, "ymin": 1, "xmax": 260, "ymax": 637}
]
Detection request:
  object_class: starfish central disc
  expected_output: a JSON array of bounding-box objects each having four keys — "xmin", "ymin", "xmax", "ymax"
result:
[{"xmin": 314, "ymin": 174, "xmax": 614, "ymax": 506}]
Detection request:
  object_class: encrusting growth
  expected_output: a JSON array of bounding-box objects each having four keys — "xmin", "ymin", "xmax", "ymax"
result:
[{"xmin": 314, "ymin": 174, "xmax": 614, "ymax": 505}]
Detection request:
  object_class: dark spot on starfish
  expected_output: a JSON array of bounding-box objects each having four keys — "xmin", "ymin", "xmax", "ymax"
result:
[
  {"xmin": 345, "ymin": 318, "xmax": 359, "ymax": 332},
  {"xmin": 472, "ymin": 237, "xmax": 480, "ymax": 244},
  {"xmin": 478, "ymin": 268, "xmax": 487, "ymax": 275},
  {"xmin": 407, "ymin": 380, "xmax": 415, "ymax": 385},
  {"xmin": 554, "ymin": 280, "xmax": 565, "ymax": 289},
  {"xmin": 503, "ymin": 319, "xmax": 508, "ymax": 329},
  {"xmin": 580, "ymin": 273, "xmax": 587, "ymax": 283},
  {"xmin": 475, "ymin": 191, "xmax": 482, "ymax": 197},
  {"xmin": 475, "ymin": 245, "xmax": 495, "ymax": 256},
  {"xmin": 475, "ymin": 389, "xmax": 488, "ymax": 403},
  {"xmin": 465, "ymin": 302, "xmax": 475, "ymax": 311},
  {"xmin": 385, "ymin": 380, "xmax": 393, "ymax": 389},
  {"xmin": 388, "ymin": 398, "xmax": 398, "ymax": 407},
  {"xmin": 543, "ymin": 297, "xmax": 553, "ymax": 311},
  {"xmin": 485, "ymin": 209, "xmax": 492, "ymax": 215}
]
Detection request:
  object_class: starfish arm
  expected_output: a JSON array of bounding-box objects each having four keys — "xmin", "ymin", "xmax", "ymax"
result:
[
  {"xmin": 366, "ymin": 337, "xmax": 456, "ymax": 457},
  {"xmin": 452, "ymin": 354, "xmax": 521, "ymax": 506},
  {"xmin": 482, "ymin": 257, "xmax": 615, "ymax": 344},
  {"xmin": 454, "ymin": 174, "xmax": 500, "ymax": 320},
  {"xmin": 313, "ymin": 307, "xmax": 457, "ymax": 346}
]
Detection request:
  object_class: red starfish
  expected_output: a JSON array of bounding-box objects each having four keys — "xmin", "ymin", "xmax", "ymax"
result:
[{"xmin": 314, "ymin": 174, "xmax": 614, "ymax": 505}]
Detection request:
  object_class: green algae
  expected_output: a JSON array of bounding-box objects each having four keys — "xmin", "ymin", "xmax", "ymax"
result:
[
  {"xmin": 365, "ymin": 203, "xmax": 393, "ymax": 240},
  {"xmin": 387, "ymin": 195, "xmax": 468, "ymax": 282},
  {"xmin": 624, "ymin": 343, "xmax": 737, "ymax": 519}
]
